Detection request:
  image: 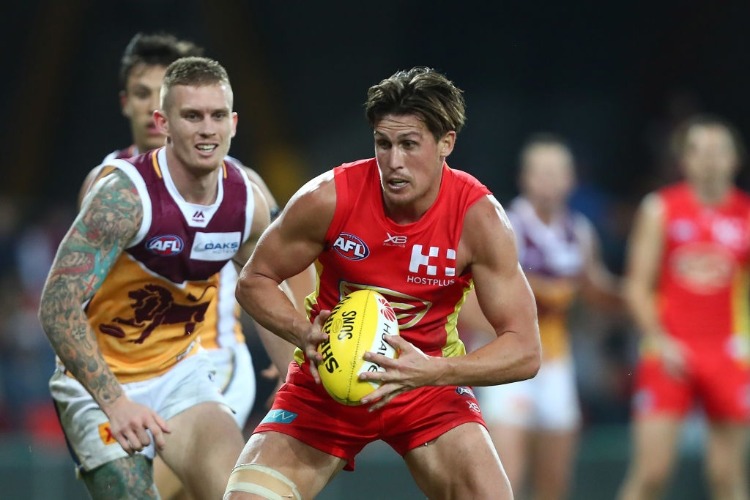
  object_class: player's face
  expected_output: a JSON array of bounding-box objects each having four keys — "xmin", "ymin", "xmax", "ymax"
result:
[
  {"xmin": 520, "ymin": 145, "xmax": 575, "ymax": 211},
  {"xmin": 681, "ymin": 125, "xmax": 738, "ymax": 186},
  {"xmin": 374, "ymin": 114, "xmax": 455, "ymax": 222},
  {"xmin": 155, "ymin": 83, "xmax": 237, "ymax": 174},
  {"xmin": 121, "ymin": 64, "xmax": 168, "ymax": 152}
]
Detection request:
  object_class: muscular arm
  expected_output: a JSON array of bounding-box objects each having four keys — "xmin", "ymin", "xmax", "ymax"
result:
[
  {"xmin": 441, "ymin": 195, "xmax": 541, "ymax": 386},
  {"xmin": 624, "ymin": 194, "xmax": 667, "ymax": 340},
  {"xmin": 236, "ymin": 173, "xmax": 334, "ymax": 370},
  {"xmin": 39, "ymin": 171, "xmax": 141, "ymax": 412},
  {"xmin": 241, "ymin": 165, "xmax": 316, "ymax": 312},
  {"xmin": 361, "ymin": 195, "xmax": 540, "ymax": 407},
  {"xmin": 236, "ymin": 170, "xmax": 317, "ymax": 377}
]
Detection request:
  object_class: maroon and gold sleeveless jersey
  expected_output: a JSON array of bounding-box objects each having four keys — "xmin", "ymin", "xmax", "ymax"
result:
[
  {"xmin": 303, "ymin": 158, "xmax": 491, "ymax": 361},
  {"xmin": 508, "ymin": 196, "xmax": 593, "ymax": 359},
  {"xmin": 653, "ymin": 182, "xmax": 750, "ymax": 359},
  {"xmin": 84, "ymin": 148, "xmax": 255, "ymax": 382},
  {"xmin": 93, "ymin": 147, "xmax": 246, "ymax": 352}
]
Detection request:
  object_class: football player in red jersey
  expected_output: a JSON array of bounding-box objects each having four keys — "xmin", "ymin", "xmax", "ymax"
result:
[
  {"xmin": 227, "ymin": 67, "xmax": 541, "ymax": 500},
  {"xmin": 618, "ymin": 116, "xmax": 750, "ymax": 500}
]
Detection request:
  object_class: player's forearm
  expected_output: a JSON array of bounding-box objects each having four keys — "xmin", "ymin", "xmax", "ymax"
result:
[
  {"xmin": 39, "ymin": 282, "xmax": 123, "ymax": 411},
  {"xmin": 624, "ymin": 280, "xmax": 665, "ymax": 339},
  {"xmin": 436, "ymin": 328, "xmax": 541, "ymax": 387},
  {"xmin": 255, "ymin": 321, "xmax": 296, "ymax": 378},
  {"xmin": 236, "ymin": 273, "xmax": 310, "ymax": 348}
]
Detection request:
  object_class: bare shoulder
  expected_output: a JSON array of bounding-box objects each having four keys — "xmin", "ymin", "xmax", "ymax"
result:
[
  {"xmin": 281, "ymin": 170, "xmax": 336, "ymax": 229},
  {"xmin": 631, "ymin": 192, "xmax": 665, "ymax": 231},
  {"xmin": 80, "ymin": 169, "xmax": 143, "ymax": 242},
  {"xmin": 462, "ymin": 195, "xmax": 516, "ymax": 261}
]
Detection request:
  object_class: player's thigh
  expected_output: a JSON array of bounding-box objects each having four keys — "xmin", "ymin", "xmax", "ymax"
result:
[
  {"xmin": 153, "ymin": 456, "xmax": 184, "ymax": 500},
  {"xmin": 628, "ymin": 416, "xmax": 682, "ymax": 478},
  {"xmin": 81, "ymin": 455, "xmax": 158, "ymax": 499},
  {"xmin": 705, "ymin": 422, "xmax": 749, "ymax": 478},
  {"xmin": 226, "ymin": 431, "xmax": 346, "ymax": 500},
  {"xmin": 404, "ymin": 422, "xmax": 511, "ymax": 500},
  {"xmin": 486, "ymin": 422, "xmax": 531, "ymax": 490},
  {"xmin": 159, "ymin": 401, "xmax": 245, "ymax": 498},
  {"xmin": 530, "ymin": 429, "xmax": 578, "ymax": 495}
]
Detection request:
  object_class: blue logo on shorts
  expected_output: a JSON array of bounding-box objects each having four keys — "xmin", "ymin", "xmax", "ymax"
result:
[
  {"xmin": 261, "ymin": 409, "xmax": 298, "ymax": 425},
  {"xmin": 456, "ymin": 386, "xmax": 475, "ymax": 398}
]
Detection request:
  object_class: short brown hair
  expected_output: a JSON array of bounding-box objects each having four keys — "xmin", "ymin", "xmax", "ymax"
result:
[
  {"xmin": 119, "ymin": 32, "xmax": 203, "ymax": 90},
  {"xmin": 365, "ymin": 67, "xmax": 466, "ymax": 140},
  {"xmin": 161, "ymin": 57, "xmax": 232, "ymax": 109}
]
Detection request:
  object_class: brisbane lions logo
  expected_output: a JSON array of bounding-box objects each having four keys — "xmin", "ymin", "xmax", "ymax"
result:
[{"xmin": 100, "ymin": 284, "xmax": 213, "ymax": 344}]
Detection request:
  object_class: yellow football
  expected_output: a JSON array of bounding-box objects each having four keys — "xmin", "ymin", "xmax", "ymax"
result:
[{"xmin": 317, "ymin": 289, "xmax": 400, "ymax": 405}]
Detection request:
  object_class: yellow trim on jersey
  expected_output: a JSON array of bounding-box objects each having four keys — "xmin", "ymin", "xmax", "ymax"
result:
[
  {"xmin": 442, "ymin": 284, "xmax": 470, "ymax": 358},
  {"xmin": 731, "ymin": 268, "xmax": 750, "ymax": 364},
  {"xmin": 151, "ymin": 150, "xmax": 162, "ymax": 178}
]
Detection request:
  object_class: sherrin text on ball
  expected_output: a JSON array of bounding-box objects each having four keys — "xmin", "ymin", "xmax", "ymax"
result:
[{"xmin": 317, "ymin": 289, "xmax": 400, "ymax": 405}]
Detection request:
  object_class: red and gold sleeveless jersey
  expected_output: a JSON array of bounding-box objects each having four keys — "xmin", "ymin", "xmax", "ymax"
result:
[
  {"xmin": 93, "ymin": 147, "xmax": 245, "ymax": 352},
  {"xmin": 84, "ymin": 148, "xmax": 255, "ymax": 383},
  {"xmin": 656, "ymin": 182, "xmax": 750, "ymax": 358},
  {"xmin": 303, "ymin": 158, "xmax": 490, "ymax": 362}
]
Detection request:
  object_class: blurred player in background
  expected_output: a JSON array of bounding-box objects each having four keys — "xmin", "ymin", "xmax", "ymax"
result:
[
  {"xmin": 40, "ymin": 57, "xmax": 271, "ymax": 499},
  {"xmin": 77, "ymin": 32, "xmax": 312, "ymax": 498},
  {"xmin": 618, "ymin": 115, "xmax": 750, "ymax": 500},
  {"xmin": 462, "ymin": 134, "xmax": 621, "ymax": 500},
  {"xmin": 226, "ymin": 67, "xmax": 541, "ymax": 499}
]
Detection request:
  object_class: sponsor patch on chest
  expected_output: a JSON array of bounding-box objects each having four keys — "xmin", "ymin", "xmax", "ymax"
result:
[{"xmin": 190, "ymin": 231, "xmax": 241, "ymax": 261}]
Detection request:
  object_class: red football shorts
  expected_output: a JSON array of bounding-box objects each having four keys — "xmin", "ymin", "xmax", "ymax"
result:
[
  {"xmin": 633, "ymin": 352, "xmax": 750, "ymax": 422},
  {"xmin": 254, "ymin": 362, "xmax": 487, "ymax": 470}
]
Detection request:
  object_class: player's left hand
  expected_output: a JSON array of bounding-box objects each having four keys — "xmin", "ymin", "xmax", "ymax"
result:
[{"xmin": 358, "ymin": 334, "xmax": 437, "ymax": 411}]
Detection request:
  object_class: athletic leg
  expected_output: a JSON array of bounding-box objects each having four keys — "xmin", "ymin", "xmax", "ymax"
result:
[
  {"xmin": 153, "ymin": 457, "xmax": 185, "ymax": 500},
  {"xmin": 158, "ymin": 401, "xmax": 245, "ymax": 499},
  {"xmin": 224, "ymin": 431, "xmax": 346, "ymax": 499},
  {"xmin": 530, "ymin": 429, "xmax": 578, "ymax": 500},
  {"xmin": 488, "ymin": 423, "xmax": 531, "ymax": 497},
  {"xmin": 404, "ymin": 422, "xmax": 512, "ymax": 500},
  {"xmin": 81, "ymin": 455, "xmax": 158, "ymax": 499},
  {"xmin": 705, "ymin": 422, "xmax": 749, "ymax": 499},
  {"xmin": 529, "ymin": 357, "xmax": 581, "ymax": 500},
  {"xmin": 617, "ymin": 416, "xmax": 682, "ymax": 500}
]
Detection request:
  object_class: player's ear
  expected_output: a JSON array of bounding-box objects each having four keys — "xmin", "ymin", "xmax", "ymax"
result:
[
  {"xmin": 439, "ymin": 131, "xmax": 456, "ymax": 158},
  {"xmin": 231, "ymin": 112, "xmax": 238, "ymax": 138},
  {"xmin": 154, "ymin": 109, "xmax": 168, "ymax": 136}
]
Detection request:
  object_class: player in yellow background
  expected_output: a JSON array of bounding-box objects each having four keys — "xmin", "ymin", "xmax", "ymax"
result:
[{"xmin": 463, "ymin": 134, "xmax": 621, "ymax": 500}]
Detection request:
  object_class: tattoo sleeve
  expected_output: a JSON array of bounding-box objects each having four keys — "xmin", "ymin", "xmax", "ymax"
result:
[{"xmin": 39, "ymin": 170, "xmax": 142, "ymax": 412}]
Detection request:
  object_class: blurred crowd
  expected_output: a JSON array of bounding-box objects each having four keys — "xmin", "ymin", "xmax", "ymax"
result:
[{"xmin": 0, "ymin": 197, "xmax": 75, "ymax": 442}]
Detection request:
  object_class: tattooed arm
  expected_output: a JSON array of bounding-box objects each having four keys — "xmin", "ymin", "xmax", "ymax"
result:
[{"xmin": 39, "ymin": 170, "xmax": 169, "ymax": 453}]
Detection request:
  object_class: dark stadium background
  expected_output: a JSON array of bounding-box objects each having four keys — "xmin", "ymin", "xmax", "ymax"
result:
[{"xmin": 0, "ymin": 1, "xmax": 748, "ymax": 498}]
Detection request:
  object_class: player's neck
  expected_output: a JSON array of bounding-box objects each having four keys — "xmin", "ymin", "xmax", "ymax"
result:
[
  {"xmin": 692, "ymin": 180, "xmax": 732, "ymax": 206},
  {"xmin": 164, "ymin": 147, "xmax": 220, "ymax": 205},
  {"xmin": 529, "ymin": 200, "xmax": 562, "ymax": 225}
]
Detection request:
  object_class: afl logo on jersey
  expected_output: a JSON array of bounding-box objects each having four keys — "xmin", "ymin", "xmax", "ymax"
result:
[
  {"xmin": 332, "ymin": 233, "xmax": 370, "ymax": 261},
  {"xmin": 146, "ymin": 235, "xmax": 184, "ymax": 256}
]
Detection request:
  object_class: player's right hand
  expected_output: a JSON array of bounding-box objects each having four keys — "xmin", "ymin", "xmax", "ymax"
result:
[
  {"xmin": 304, "ymin": 309, "xmax": 331, "ymax": 385},
  {"xmin": 104, "ymin": 395, "xmax": 171, "ymax": 455},
  {"xmin": 656, "ymin": 335, "xmax": 689, "ymax": 379}
]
